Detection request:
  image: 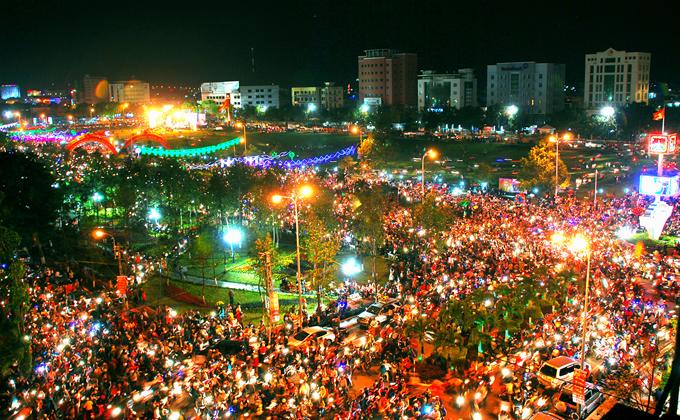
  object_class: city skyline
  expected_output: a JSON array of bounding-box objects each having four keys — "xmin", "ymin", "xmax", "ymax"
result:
[{"xmin": 2, "ymin": 0, "xmax": 678, "ymax": 88}]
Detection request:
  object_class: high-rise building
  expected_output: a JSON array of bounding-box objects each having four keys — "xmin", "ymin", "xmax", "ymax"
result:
[
  {"xmin": 417, "ymin": 69, "xmax": 477, "ymax": 111},
  {"xmin": 109, "ymin": 80, "xmax": 150, "ymax": 104},
  {"xmin": 583, "ymin": 48, "xmax": 651, "ymax": 109},
  {"xmin": 234, "ymin": 85, "xmax": 281, "ymax": 109},
  {"xmin": 1, "ymin": 84, "xmax": 21, "ymax": 100},
  {"xmin": 320, "ymin": 82, "xmax": 345, "ymax": 110},
  {"xmin": 291, "ymin": 87, "xmax": 320, "ymax": 108},
  {"xmin": 486, "ymin": 62, "xmax": 565, "ymax": 115},
  {"xmin": 81, "ymin": 75, "xmax": 109, "ymax": 104},
  {"xmin": 358, "ymin": 49, "xmax": 418, "ymax": 106}
]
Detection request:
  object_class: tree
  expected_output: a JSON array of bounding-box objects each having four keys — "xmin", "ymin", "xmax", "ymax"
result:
[
  {"xmin": 0, "ymin": 153, "xmax": 62, "ymax": 252},
  {"xmin": 353, "ymin": 185, "xmax": 392, "ymax": 278},
  {"xmin": 190, "ymin": 232, "xmax": 216, "ymax": 303},
  {"xmin": 519, "ymin": 141, "xmax": 568, "ymax": 191},
  {"xmin": 302, "ymin": 212, "xmax": 341, "ymax": 308}
]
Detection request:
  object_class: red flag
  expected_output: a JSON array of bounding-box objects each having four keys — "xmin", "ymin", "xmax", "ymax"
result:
[{"xmin": 653, "ymin": 108, "xmax": 665, "ymax": 121}]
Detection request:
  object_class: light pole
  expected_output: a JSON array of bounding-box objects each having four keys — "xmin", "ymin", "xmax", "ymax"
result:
[
  {"xmin": 554, "ymin": 232, "xmax": 592, "ymax": 414},
  {"xmin": 235, "ymin": 121, "xmax": 247, "ymax": 154},
  {"xmin": 223, "ymin": 227, "xmax": 244, "ymax": 264},
  {"xmin": 14, "ymin": 112, "xmax": 22, "ymax": 129},
  {"xmin": 92, "ymin": 192, "xmax": 104, "ymax": 225},
  {"xmin": 272, "ymin": 185, "xmax": 314, "ymax": 325},
  {"xmin": 549, "ymin": 132, "xmax": 572, "ymax": 198},
  {"xmin": 421, "ymin": 149, "xmax": 438, "ymax": 198},
  {"xmin": 92, "ymin": 228, "xmax": 123, "ymax": 276}
]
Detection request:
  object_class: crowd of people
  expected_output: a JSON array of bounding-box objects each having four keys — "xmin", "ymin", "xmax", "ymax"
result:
[{"xmin": 2, "ymin": 169, "xmax": 679, "ymax": 419}]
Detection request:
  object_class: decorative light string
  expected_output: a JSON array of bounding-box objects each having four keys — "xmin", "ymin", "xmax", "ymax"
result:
[
  {"xmin": 137, "ymin": 137, "xmax": 242, "ymax": 157},
  {"xmin": 9, "ymin": 128, "xmax": 84, "ymax": 143},
  {"xmin": 187, "ymin": 145, "xmax": 357, "ymax": 170}
]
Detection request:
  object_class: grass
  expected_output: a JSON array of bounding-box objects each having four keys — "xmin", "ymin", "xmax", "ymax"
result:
[{"xmin": 628, "ymin": 232, "xmax": 680, "ymax": 248}]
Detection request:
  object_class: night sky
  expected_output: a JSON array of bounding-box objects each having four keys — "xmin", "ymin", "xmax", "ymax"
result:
[{"xmin": 2, "ymin": 0, "xmax": 677, "ymax": 89}]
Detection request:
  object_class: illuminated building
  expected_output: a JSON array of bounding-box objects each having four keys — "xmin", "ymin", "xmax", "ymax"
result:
[
  {"xmin": 358, "ymin": 49, "xmax": 418, "ymax": 106},
  {"xmin": 486, "ymin": 61, "xmax": 565, "ymax": 115},
  {"xmin": 291, "ymin": 87, "xmax": 319, "ymax": 108},
  {"xmin": 320, "ymin": 82, "xmax": 344, "ymax": 110},
  {"xmin": 417, "ymin": 69, "xmax": 477, "ymax": 111},
  {"xmin": 584, "ymin": 48, "xmax": 650, "ymax": 109},
  {"xmin": 1, "ymin": 84, "xmax": 21, "ymax": 100},
  {"xmin": 200, "ymin": 81, "xmax": 239, "ymax": 102},
  {"xmin": 234, "ymin": 85, "xmax": 280, "ymax": 109},
  {"xmin": 109, "ymin": 80, "xmax": 150, "ymax": 104},
  {"xmin": 81, "ymin": 75, "xmax": 109, "ymax": 104}
]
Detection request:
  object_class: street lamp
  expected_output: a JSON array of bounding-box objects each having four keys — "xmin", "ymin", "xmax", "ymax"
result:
[
  {"xmin": 341, "ymin": 257, "xmax": 362, "ymax": 277},
  {"xmin": 13, "ymin": 112, "xmax": 21, "ymax": 128},
  {"xmin": 271, "ymin": 184, "xmax": 315, "ymax": 325},
  {"xmin": 148, "ymin": 208, "xmax": 162, "ymax": 224},
  {"xmin": 360, "ymin": 104, "xmax": 370, "ymax": 114},
  {"xmin": 505, "ymin": 105, "xmax": 519, "ymax": 118},
  {"xmin": 235, "ymin": 121, "xmax": 247, "ymax": 154},
  {"xmin": 307, "ymin": 103, "xmax": 317, "ymax": 113},
  {"xmin": 222, "ymin": 227, "xmax": 244, "ymax": 263},
  {"xmin": 92, "ymin": 192, "xmax": 104, "ymax": 224},
  {"xmin": 421, "ymin": 149, "xmax": 438, "ymax": 197},
  {"xmin": 90, "ymin": 107, "xmax": 95, "ymax": 118},
  {"xmin": 548, "ymin": 132, "xmax": 573, "ymax": 198},
  {"xmin": 599, "ymin": 105, "xmax": 615, "ymax": 118},
  {"xmin": 92, "ymin": 228, "xmax": 123, "ymax": 276}
]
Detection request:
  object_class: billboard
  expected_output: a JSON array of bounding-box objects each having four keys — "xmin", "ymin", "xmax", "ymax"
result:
[
  {"xmin": 648, "ymin": 133, "xmax": 678, "ymax": 154},
  {"xmin": 639, "ymin": 175, "xmax": 680, "ymax": 197},
  {"xmin": 499, "ymin": 178, "xmax": 520, "ymax": 193}
]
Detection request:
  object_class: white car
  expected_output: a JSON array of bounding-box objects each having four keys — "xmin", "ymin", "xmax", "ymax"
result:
[
  {"xmin": 287, "ymin": 326, "xmax": 336, "ymax": 348},
  {"xmin": 357, "ymin": 301, "xmax": 399, "ymax": 328}
]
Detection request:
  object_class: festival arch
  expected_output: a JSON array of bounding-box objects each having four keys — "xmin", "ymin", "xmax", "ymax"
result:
[
  {"xmin": 122, "ymin": 131, "xmax": 169, "ymax": 150},
  {"xmin": 66, "ymin": 133, "xmax": 118, "ymax": 154}
]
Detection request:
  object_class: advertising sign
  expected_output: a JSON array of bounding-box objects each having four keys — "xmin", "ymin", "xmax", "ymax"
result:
[
  {"xmin": 269, "ymin": 292, "xmax": 280, "ymax": 323},
  {"xmin": 648, "ymin": 133, "xmax": 678, "ymax": 154},
  {"xmin": 639, "ymin": 175, "xmax": 680, "ymax": 197},
  {"xmin": 572, "ymin": 368, "xmax": 587, "ymax": 405},
  {"xmin": 499, "ymin": 178, "xmax": 520, "ymax": 193},
  {"xmin": 116, "ymin": 275, "xmax": 128, "ymax": 297}
]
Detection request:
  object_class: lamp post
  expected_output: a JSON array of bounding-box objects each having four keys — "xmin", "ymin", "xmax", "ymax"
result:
[
  {"xmin": 549, "ymin": 132, "xmax": 572, "ymax": 199},
  {"xmin": 272, "ymin": 185, "xmax": 314, "ymax": 326},
  {"xmin": 235, "ymin": 121, "xmax": 247, "ymax": 154},
  {"xmin": 223, "ymin": 227, "xmax": 243, "ymax": 263},
  {"xmin": 13, "ymin": 112, "xmax": 21, "ymax": 129},
  {"xmin": 92, "ymin": 192, "xmax": 104, "ymax": 225},
  {"xmin": 421, "ymin": 149, "xmax": 438, "ymax": 198},
  {"xmin": 92, "ymin": 228, "xmax": 123, "ymax": 276},
  {"xmin": 554, "ymin": 232, "xmax": 592, "ymax": 414}
]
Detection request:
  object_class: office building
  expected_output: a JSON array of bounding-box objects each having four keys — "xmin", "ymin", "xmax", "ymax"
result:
[
  {"xmin": 109, "ymin": 80, "xmax": 150, "ymax": 104},
  {"xmin": 417, "ymin": 69, "xmax": 477, "ymax": 111},
  {"xmin": 320, "ymin": 82, "xmax": 345, "ymax": 110},
  {"xmin": 81, "ymin": 75, "xmax": 109, "ymax": 104},
  {"xmin": 234, "ymin": 85, "xmax": 281, "ymax": 109},
  {"xmin": 358, "ymin": 49, "xmax": 418, "ymax": 106},
  {"xmin": 291, "ymin": 87, "xmax": 320, "ymax": 108},
  {"xmin": 200, "ymin": 81, "xmax": 239, "ymax": 102},
  {"xmin": 1, "ymin": 84, "xmax": 21, "ymax": 100},
  {"xmin": 486, "ymin": 62, "xmax": 565, "ymax": 115},
  {"xmin": 583, "ymin": 48, "xmax": 651, "ymax": 109}
]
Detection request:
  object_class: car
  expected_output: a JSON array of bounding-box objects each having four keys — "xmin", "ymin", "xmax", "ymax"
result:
[
  {"xmin": 555, "ymin": 382, "xmax": 604, "ymax": 418},
  {"xmin": 357, "ymin": 301, "xmax": 399, "ymax": 328},
  {"xmin": 538, "ymin": 356, "xmax": 589, "ymax": 389},
  {"xmin": 287, "ymin": 326, "xmax": 335, "ymax": 348}
]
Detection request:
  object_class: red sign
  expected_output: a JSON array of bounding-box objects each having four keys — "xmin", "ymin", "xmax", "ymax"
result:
[
  {"xmin": 648, "ymin": 133, "xmax": 678, "ymax": 154},
  {"xmin": 572, "ymin": 368, "xmax": 587, "ymax": 404},
  {"xmin": 270, "ymin": 293, "xmax": 280, "ymax": 323},
  {"xmin": 116, "ymin": 275, "xmax": 128, "ymax": 297}
]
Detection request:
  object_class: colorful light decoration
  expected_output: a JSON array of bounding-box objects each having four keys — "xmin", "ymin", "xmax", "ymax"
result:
[
  {"xmin": 187, "ymin": 144, "xmax": 357, "ymax": 170},
  {"xmin": 8, "ymin": 128, "xmax": 84, "ymax": 143},
  {"xmin": 137, "ymin": 137, "xmax": 242, "ymax": 157}
]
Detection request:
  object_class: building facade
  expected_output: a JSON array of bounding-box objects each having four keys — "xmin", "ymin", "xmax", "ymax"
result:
[
  {"xmin": 291, "ymin": 87, "xmax": 320, "ymax": 108},
  {"xmin": 81, "ymin": 75, "xmax": 108, "ymax": 104},
  {"xmin": 583, "ymin": 48, "xmax": 651, "ymax": 109},
  {"xmin": 109, "ymin": 80, "xmax": 150, "ymax": 104},
  {"xmin": 358, "ymin": 49, "xmax": 418, "ymax": 106},
  {"xmin": 486, "ymin": 62, "xmax": 565, "ymax": 115},
  {"xmin": 200, "ymin": 81, "xmax": 239, "ymax": 103},
  {"xmin": 1, "ymin": 84, "xmax": 21, "ymax": 100},
  {"xmin": 234, "ymin": 85, "xmax": 280, "ymax": 109},
  {"xmin": 320, "ymin": 82, "xmax": 344, "ymax": 110},
  {"xmin": 417, "ymin": 69, "xmax": 477, "ymax": 111}
]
